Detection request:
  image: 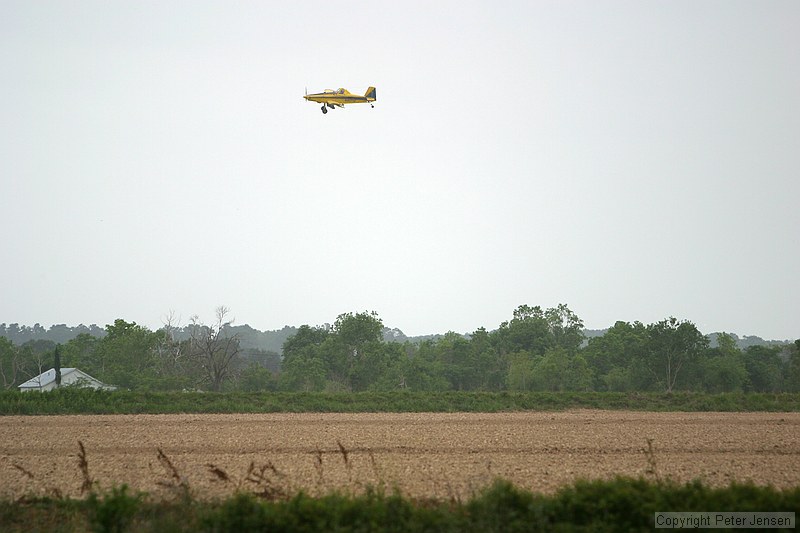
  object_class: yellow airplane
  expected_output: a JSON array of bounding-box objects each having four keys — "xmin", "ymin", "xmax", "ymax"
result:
[{"xmin": 304, "ymin": 87, "xmax": 376, "ymax": 114}]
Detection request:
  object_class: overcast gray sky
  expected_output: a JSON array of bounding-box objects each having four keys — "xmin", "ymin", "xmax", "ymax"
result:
[{"xmin": 2, "ymin": 1, "xmax": 798, "ymax": 339}]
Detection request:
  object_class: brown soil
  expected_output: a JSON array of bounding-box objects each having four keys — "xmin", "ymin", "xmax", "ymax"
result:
[{"xmin": 1, "ymin": 411, "xmax": 798, "ymax": 500}]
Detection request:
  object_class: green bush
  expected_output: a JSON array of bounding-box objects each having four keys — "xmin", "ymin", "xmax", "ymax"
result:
[
  {"xmin": 87, "ymin": 485, "xmax": 141, "ymax": 533},
  {"xmin": 2, "ymin": 478, "xmax": 798, "ymax": 533},
  {"xmin": 2, "ymin": 390, "xmax": 799, "ymax": 415}
]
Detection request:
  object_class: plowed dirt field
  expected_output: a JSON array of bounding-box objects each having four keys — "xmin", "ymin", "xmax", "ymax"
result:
[{"xmin": 1, "ymin": 411, "xmax": 798, "ymax": 500}]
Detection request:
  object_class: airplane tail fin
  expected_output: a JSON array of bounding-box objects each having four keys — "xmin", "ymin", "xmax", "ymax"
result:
[{"xmin": 365, "ymin": 86, "xmax": 376, "ymax": 100}]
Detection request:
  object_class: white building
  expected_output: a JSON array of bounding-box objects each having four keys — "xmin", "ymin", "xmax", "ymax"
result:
[{"xmin": 18, "ymin": 368, "xmax": 116, "ymax": 392}]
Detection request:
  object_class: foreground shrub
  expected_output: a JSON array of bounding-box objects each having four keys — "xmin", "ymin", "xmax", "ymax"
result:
[
  {"xmin": 87, "ymin": 485, "xmax": 141, "ymax": 533},
  {"xmin": 2, "ymin": 478, "xmax": 798, "ymax": 533}
]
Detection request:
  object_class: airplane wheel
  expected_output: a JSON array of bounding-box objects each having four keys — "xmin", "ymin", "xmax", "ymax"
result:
[{"xmin": 321, "ymin": 106, "xmax": 327, "ymax": 114}]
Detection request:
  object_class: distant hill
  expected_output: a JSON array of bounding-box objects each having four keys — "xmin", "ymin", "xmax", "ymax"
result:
[
  {"xmin": 1, "ymin": 322, "xmax": 793, "ymax": 354},
  {"xmin": 584, "ymin": 329, "xmax": 608, "ymax": 340},
  {"xmin": 585, "ymin": 328, "xmax": 793, "ymax": 350},
  {"xmin": 0, "ymin": 323, "xmax": 107, "ymax": 345},
  {"xmin": 705, "ymin": 332, "xmax": 793, "ymax": 349},
  {"xmin": 169, "ymin": 324, "xmax": 298, "ymax": 355}
]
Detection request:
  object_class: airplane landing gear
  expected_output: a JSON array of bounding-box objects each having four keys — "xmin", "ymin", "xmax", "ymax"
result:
[{"xmin": 321, "ymin": 105, "xmax": 327, "ymax": 114}]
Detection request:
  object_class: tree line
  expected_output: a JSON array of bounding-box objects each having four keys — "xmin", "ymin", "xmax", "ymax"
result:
[{"xmin": 2, "ymin": 304, "xmax": 799, "ymax": 394}]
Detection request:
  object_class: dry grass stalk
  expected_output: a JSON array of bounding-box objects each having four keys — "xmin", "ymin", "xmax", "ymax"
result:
[
  {"xmin": 643, "ymin": 438, "xmax": 661, "ymax": 482},
  {"xmin": 12, "ymin": 463, "xmax": 34, "ymax": 480},
  {"xmin": 313, "ymin": 448, "xmax": 324, "ymax": 488},
  {"xmin": 77, "ymin": 440, "xmax": 93, "ymax": 494},
  {"xmin": 368, "ymin": 449, "xmax": 385, "ymax": 489},
  {"xmin": 10, "ymin": 460, "xmax": 62, "ymax": 500},
  {"xmin": 206, "ymin": 459, "xmax": 288, "ymax": 500},
  {"xmin": 206, "ymin": 462, "xmax": 246, "ymax": 492},
  {"xmin": 337, "ymin": 440, "xmax": 350, "ymax": 468},
  {"xmin": 156, "ymin": 447, "xmax": 190, "ymax": 496},
  {"xmin": 244, "ymin": 460, "xmax": 288, "ymax": 500},
  {"xmin": 337, "ymin": 440, "xmax": 353, "ymax": 484},
  {"xmin": 206, "ymin": 463, "xmax": 232, "ymax": 484}
]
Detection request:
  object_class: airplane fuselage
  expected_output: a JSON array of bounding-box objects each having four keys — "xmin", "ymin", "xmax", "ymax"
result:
[{"xmin": 304, "ymin": 87, "xmax": 376, "ymax": 113}]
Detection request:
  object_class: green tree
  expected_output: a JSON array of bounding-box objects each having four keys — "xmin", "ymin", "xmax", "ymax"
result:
[
  {"xmin": 785, "ymin": 340, "xmax": 800, "ymax": 392},
  {"xmin": 0, "ymin": 336, "xmax": 22, "ymax": 389},
  {"xmin": 492, "ymin": 304, "xmax": 585, "ymax": 357},
  {"xmin": 492, "ymin": 305, "xmax": 553, "ymax": 355},
  {"xmin": 582, "ymin": 321, "xmax": 648, "ymax": 390},
  {"xmin": 433, "ymin": 332, "xmax": 473, "ymax": 390},
  {"xmin": 602, "ymin": 366, "xmax": 634, "ymax": 392},
  {"xmin": 61, "ymin": 333, "xmax": 102, "ymax": 375},
  {"xmin": 698, "ymin": 332, "xmax": 748, "ymax": 393},
  {"xmin": 17, "ymin": 339, "xmax": 57, "ymax": 383},
  {"xmin": 282, "ymin": 325, "xmax": 330, "ymax": 361},
  {"xmin": 322, "ymin": 311, "xmax": 385, "ymax": 390},
  {"xmin": 370, "ymin": 343, "xmax": 415, "ymax": 390},
  {"xmin": 333, "ymin": 311, "xmax": 383, "ymax": 357},
  {"xmin": 238, "ymin": 362, "xmax": 278, "ymax": 392},
  {"xmin": 316, "ymin": 336, "xmax": 352, "ymax": 391},
  {"xmin": 701, "ymin": 356, "xmax": 748, "ymax": 392},
  {"xmin": 280, "ymin": 349, "xmax": 326, "ymax": 391},
  {"xmin": 350, "ymin": 341, "xmax": 402, "ymax": 392},
  {"xmin": 468, "ymin": 327, "xmax": 506, "ymax": 390},
  {"xmin": 531, "ymin": 347, "xmax": 593, "ymax": 391},
  {"xmin": 544, "ymin": 303, "xmax": 585, "ymax": 354},
  {"xmin": 743, "ymin": 345, "xmax": 784, "ymax": 392},
  {"xmin": 279, "ymin": 324, "xmax": 329, "ymax": 390},
  {"xmin": 506, "ymin": 351, "xmax": 536, "ymax": 391},
  {"xmin": 645, "ymin": 318, "xmax": 708, "ymax": 393},
  {"xmin": 97, "ymin": 319, "xmax": 161, "ymax": 389},
  {"xmin": 402, "ymin": 341, "xmax": 450, "ymax": 391}
]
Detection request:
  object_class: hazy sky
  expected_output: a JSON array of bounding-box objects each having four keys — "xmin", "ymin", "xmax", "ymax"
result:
[{"xmin": 2, "ymin": 1, "xmax": 798, "ymax": 339}]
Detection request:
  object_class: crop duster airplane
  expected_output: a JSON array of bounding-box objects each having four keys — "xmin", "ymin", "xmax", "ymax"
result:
[{"xmin": 304, "ymin": 87, "xmax": 376, "ymax": 114}]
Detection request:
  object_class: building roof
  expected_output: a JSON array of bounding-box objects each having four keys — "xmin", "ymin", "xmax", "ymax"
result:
[{"xmin": 17, "ymin": 368, "xmax": 110, "ymax": 389}]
